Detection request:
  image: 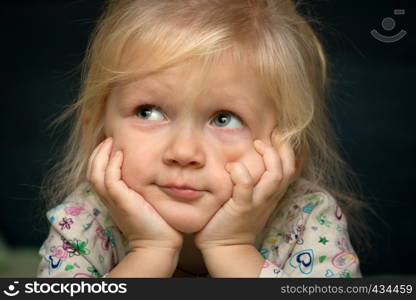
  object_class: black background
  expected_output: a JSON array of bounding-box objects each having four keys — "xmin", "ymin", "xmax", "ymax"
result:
[{"xmin": 0, "ymin": 0, "xmax": 415, "ymax": 276}]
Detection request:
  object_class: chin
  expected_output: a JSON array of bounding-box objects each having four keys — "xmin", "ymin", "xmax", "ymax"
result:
[
  {"xmin": 169, "ymin": 218, "xmax": 207, "ymax": 234},
  {"xmin": 163, "ymin": 212, "xmax": 211, "ymax": 234},
  {"xmin": 176, "ymin": 226, "xmax": 201, "ymax": 234}
]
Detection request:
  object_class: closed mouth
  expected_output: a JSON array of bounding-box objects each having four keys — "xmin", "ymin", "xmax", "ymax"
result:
[{"xmin": 160, "ymin": 185, "xmax": 204, "ymax": 199}]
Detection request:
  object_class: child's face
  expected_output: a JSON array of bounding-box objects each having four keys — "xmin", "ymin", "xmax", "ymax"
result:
[{"xmin": 103, "ymin": 57, "xmax": 278, "ymax": 233}]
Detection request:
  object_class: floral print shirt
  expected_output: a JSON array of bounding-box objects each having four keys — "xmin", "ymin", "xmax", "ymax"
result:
[{"xmin": 37, "ymin": 178, "xmax": 361, "ymax": 278}]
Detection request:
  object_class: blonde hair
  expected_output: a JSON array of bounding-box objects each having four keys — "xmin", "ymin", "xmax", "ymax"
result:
[{"xmin": 42, "ymin": 0, "xmax": 372, "ymax": 257}]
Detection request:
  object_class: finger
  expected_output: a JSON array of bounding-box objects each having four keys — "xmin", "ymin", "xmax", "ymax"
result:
[
  {"xmin": 89, "ymin": 137, "xmax": 113, "ymax": 198},
  {"xmin": 104, "ymin": 150, "xmax": 129, "ymax": 203},
  {"xmin": 87, "ymin": 140, "xmax": 106, "ymax": 180},
  {"xmin": 225, "ymin": 162, "xmax": 254, "ymax": 206},
  {"xmin": 271, "ymin": 132, "xmax": 297, "ymax": 182},
  {"xmin": 253, "ymin": 140, "xmax": 284, "ymax": 203}
]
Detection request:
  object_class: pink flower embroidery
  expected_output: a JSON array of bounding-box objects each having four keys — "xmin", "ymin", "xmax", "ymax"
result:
[
  {"xmin": 59, "ymin": 217, "xmax": 74, "ymax": 230},
  {"xmin": 65, "ymin": 206, "xmax": 84, "ymax": 216},
  {"xmin": 62, "ymin": 240, "xmax": 73, "ymax": 251},
  {"xmin": 62, "ymin": 240, "xmax": 77, "ymax": 256},
  {"xmin": 53, "ymin": 246, "xmax": 68, "ymax": 260}
]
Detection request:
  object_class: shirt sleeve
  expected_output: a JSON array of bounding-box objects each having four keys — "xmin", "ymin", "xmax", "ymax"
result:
[
  {"xmin": 36, "ymin": 186, "xmax": 121, "ymax": 278},
  {"xmin": 37, "ymin": 226, "xmax": 102, "ymax": 278},
  {"xmin": 258, "ymin": 191, "xmax": 361, "ymax": 278}
]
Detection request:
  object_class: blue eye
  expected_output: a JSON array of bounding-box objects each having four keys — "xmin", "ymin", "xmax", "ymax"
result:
[
  {"xmin": 136, "ymin": 105, "xmax": 164, "ymax": 121},
  {"xmin": 211, "ymin": 112, "xmax": 243, "ymax": 129}
]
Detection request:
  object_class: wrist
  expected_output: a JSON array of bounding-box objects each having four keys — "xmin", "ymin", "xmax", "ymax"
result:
[
  {"xmin": 195, "ymin": 234, "xmax": 256, "ymax": 251},
  {"xmin": 200, "ymin": 243, "xmax": 254, "ymax": 255},
  {"xmin": 107, "ymin": 246, "xmax": 182, "ymax": 277},
  {"xmin": 128, "ymin": 239, "xmax": 183, "ymax": 252},
  {"xmin": 200, "ymin": 244, "xmax": 264, "ymax": 278},
  {"xmin": 128, "ymin": 246, "xmax": 182, "ymax": 266}
]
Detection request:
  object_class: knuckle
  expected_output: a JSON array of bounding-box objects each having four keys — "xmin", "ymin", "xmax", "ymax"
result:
[{"xmin": 240, "ymin": 178, "xmax": 254, "ymax": 189}]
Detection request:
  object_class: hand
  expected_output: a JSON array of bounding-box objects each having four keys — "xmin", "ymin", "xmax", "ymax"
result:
[
  {"xmin": 194, "ymin": 133, "xmax": 297, "ymax": 250},
  {"xmin": 87, "ymin": 137, "xmax": 183, "ymax": 251}
]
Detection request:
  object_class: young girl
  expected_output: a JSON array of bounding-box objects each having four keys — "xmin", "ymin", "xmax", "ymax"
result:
[{"xmin": 37, "ymin": 0, "xmax": 367, "ymax": 278}]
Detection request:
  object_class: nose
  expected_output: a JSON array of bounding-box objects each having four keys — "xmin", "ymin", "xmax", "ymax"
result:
[{"xmin": 162, "ymin": 126, "xmax": 206, "ymax": 168}]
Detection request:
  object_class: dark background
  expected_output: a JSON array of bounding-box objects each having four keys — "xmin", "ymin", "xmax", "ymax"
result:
[{"xmin": 0, "ymin": 0, "xmax": 414, "ymax": 276}]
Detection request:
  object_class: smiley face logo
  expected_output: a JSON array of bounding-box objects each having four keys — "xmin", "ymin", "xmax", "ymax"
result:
[
  {"xmin": 371, "ymin": 9, "xmax": 407, "ymax": 43},
  {"xmin": 3, "ymin": 281, "xmax": 20, "ymax": 297}
]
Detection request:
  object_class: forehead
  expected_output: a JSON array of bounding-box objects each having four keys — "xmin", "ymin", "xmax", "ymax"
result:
[{"xmin": 117, "ymin": 56, "xmax": 273, "ymax": 109}]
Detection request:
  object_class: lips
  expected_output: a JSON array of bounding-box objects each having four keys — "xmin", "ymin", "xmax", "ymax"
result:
[{"xmin": 159, "ymin": 183, "xmax": 204, "ymax": 199}]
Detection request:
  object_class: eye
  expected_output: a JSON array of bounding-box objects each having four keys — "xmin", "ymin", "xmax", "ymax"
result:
[
  {"xmin": 211, "ymin": 111, "xmax": 243, "ymax": 129},
  {"xmin": 136, "ymin": 105, "xmax": 165, "ymax": 121}
]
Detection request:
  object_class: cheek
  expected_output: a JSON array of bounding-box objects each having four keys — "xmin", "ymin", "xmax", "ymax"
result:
[
  {"xmin": 123, "ymin": 155, "xmax": 148, "ymax": 190},
  {"xmin": 115, "ymin": 138, "xmax": 157, "ymax": 190}
]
